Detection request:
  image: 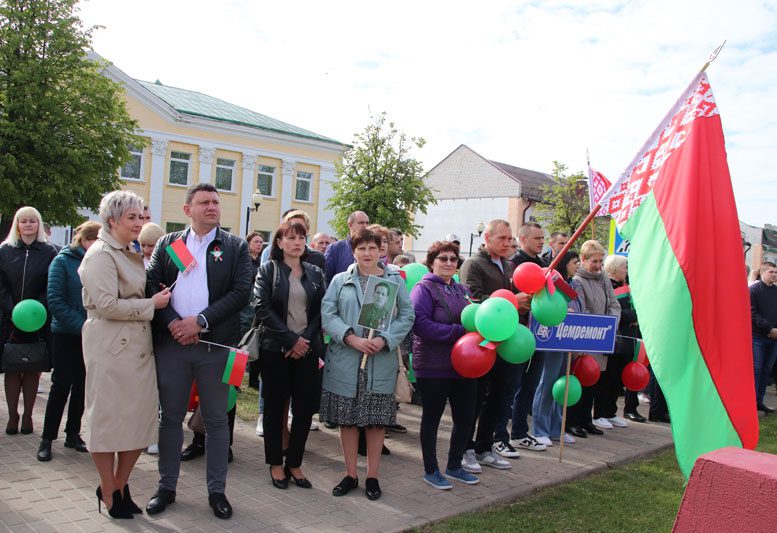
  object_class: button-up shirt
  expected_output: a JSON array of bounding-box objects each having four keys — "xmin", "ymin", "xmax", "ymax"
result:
[{"xmin": 171, "ymin": 227, "xmax": 216, "ymax": 319}]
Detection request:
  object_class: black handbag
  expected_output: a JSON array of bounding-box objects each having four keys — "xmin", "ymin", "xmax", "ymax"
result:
[
  {"xmin": 237, "ymin": 260, "xmax": 279, "ymax": 363},
  {"xmin": 2, "ymin": 341, "xmax": 48, "ymax": 373}
]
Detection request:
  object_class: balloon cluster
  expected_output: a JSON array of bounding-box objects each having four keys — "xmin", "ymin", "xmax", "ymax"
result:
[{"xmin": 11, "ymin": 299, "xmax": 47, "ymax": 332}]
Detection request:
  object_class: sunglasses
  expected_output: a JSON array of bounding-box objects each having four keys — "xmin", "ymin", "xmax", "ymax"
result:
[{"xmin": 436, "ymin": 255, "xmax": 458, "ymax": 263}]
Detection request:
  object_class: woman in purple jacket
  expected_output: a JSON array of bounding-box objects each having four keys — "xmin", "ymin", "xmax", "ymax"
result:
[{"xmin": 410, "ymin": 241, "xmax": 479, "ymax": 490}]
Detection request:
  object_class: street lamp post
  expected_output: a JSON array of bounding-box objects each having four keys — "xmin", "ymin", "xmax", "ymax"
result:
[
  {"xmin": 468, "ymin": 222, "xmax": 486, "ymax": 257},
  {"xmin": 244, "ymin": 191, "xmax": 262, "ymax": 236}
]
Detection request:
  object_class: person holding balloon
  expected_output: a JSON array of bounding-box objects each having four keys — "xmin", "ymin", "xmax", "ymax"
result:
[
  {"xmin": 411, "ymin": 240, "xmax": 480, "ymax": 489},
  {"xmin": 0, "ymin": 206, "xmax": 58, "ymax": 436}
]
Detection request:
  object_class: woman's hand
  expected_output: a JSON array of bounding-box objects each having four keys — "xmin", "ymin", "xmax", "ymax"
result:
[
  {"xmin": 345, "ymin": 334, "xmax": 378, "ymax": 355},
  {"xmin": 285, "ymin": 337, "xmax": 310, "ymax": 359},
  {"xmin": 367, "ymin": 336, "xmax": 386, "ymax": 352},
  {"xmin": 152, "ymin": 288, "xmax": 171, "ymax": 309}
]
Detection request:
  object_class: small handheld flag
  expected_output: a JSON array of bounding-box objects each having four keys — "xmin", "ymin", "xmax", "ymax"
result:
[
  {"xmin": 166, "ymin": 239, "xmax": 196, "ymax": 272},
  {"xmin": 222, "ymin": 349, "xmax": 249, "ymax": 387}
]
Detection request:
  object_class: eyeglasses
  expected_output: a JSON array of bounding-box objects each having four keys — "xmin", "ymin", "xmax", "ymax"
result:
[{"xmin": 436, "ymin": 255, "xmax": 458, "ymax": 263}]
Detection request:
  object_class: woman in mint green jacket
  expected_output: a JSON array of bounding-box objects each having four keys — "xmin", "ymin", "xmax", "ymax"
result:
[{"xmin": 320, "ymin": 228, "xmax": 414, "ymax": 501}]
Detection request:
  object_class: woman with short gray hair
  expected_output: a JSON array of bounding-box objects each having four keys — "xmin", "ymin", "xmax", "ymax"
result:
[{"xmin": 79, "ymin": 190, "xmax": 171, "ymax": 519}]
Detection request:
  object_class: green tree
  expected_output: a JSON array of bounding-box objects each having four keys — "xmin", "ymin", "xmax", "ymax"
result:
[
  {"xmin": 0, "ymin": 0, "xmax": 140, "ymax": 228},
  {"xmin": 327, "ymin": 112, "xmax": 436, "ymax": 238},
  {"xmin": 533, "ymin": 161, "xmax": 609, "ymax": 246}
]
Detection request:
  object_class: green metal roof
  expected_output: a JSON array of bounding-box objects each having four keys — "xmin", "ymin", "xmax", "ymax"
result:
[{"xmin": 136, "ymin": 79, "xmax": 344, "ymax": 147}]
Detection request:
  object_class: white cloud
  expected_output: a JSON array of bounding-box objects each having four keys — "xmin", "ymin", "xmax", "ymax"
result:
[{"xmin": 78, "ymin": 0, "xmax": 777, "ymax": 226}]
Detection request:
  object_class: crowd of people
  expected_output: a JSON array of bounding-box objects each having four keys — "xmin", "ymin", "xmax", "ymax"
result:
[{"xmin": 0, "ymin": 186, "xmax": 775, "ymax": 521}]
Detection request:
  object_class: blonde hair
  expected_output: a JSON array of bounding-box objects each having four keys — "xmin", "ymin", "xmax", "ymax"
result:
[
  {"xmin": 2, "ymin": 206, "xmax": 48, "ymax": 246},
  {"xmin": 604, "ymin": 254, "xmax": 627, "ymax": 277},
  {"xmin": 283, "ymin": 209, "xmax": 310, "ymax": 230},
  {"xmin": 71, "ymin": 221, "xmax": 101, "ymax": 248},
  {"xmin": 580, "ymin": 240, "xmax": 605, "ymax": 260},
  {"xmin": 99, "ymin": 190, "xmax": 144, "ymax": 231},
  {"xmin": 138, "ymin": 223, "xmax": 165, "ymax": 247},
  {"xmin": 367, "ymin": 224, "xmax": 389, "ymax": 243}
]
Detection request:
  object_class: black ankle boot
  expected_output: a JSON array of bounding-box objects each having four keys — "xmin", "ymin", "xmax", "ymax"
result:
[
  {"xmin": 96, "ymin": 486, "xmax": 133, "ymax": 519},
  {"xmin": 122, "ymin": 484, "xmax": 143, "ymax": 514}
]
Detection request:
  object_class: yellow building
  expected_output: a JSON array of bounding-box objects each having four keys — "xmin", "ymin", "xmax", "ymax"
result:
[{"xmin": 98, "ymin": 53, "xmax": 347, "ymax": 239}]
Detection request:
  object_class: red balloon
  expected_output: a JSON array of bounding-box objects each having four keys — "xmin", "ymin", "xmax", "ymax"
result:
[
  {"xmin": 622, "ymin": 362, "xmax": 650, "ymax": 391},
  {"xmin": 491, "ymin": 289, "xmax": 519, "ymax": 309},
  {"xmin": 571, "ymin": 355, "xmax": 601, "ymax": 387},
  {"xmin": 512, "ymin": 262, "xmax": 545, "ymax": 294},
  {"xmin": 451, "ymin": 332, "xmax": 497, "ymax": 378}
]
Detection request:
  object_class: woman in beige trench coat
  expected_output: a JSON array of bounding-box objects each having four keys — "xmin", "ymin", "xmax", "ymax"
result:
[{"xmin": 79, "ymin": 191, "xmax": 170, "ymax": 519}]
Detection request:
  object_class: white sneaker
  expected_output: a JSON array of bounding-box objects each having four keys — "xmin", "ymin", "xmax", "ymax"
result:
[
  {"xmin": 510, "ymin": 435, "xmax": 547, "ymax": 451},
  {"xmin": 608, "ymin": 416, "xmax": 629, "ymax": 428},
  {"xmin": 255, "ymin": 415, "xmax": 264, "ymax": 437},
  {"xmin": 494, "ymin": 441, "xmax": 521, "ymax": 458},
  {"xmin": 535, "ymin": 436, "xmax": 553, "ymax": 447},
  {"xmin": 310, "ymin": 420, "xmax": 319, "ymax": 431},
  {"xmin": 146, "ymin": 444, "xmax": 159, "ymax": 454},
  {"xmin": 592, "ymin": 417, "xmax": 613, "ymax": 429},
  {"xmin": 476, "ymin": 448, "xmax": 511, "ymax": 469},
  {"xmin": 461, "ymin": 449, "xmax": 482, "ymax": 473},
  {"xmin": 563, "ymin": 433, "xmax": 575, "ymax": 444}
]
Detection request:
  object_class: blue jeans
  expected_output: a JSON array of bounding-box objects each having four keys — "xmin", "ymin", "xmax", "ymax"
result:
[
  {"xmin": 532, "ymin": 353, "xmax": 565, "ymax": 438},
  {"xmin": 753, "ymin": 337, "xmax": 777, "ymax": 405}
]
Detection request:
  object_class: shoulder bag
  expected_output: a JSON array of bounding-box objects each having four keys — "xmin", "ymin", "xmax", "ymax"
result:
[{"xmin": 237, "ymin": 260, "xmax": 279, "ymax": 362}]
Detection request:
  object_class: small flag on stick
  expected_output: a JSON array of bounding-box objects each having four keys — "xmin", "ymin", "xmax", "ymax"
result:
[
  {"xmin": 166, "ymin": 239, "xmax": 196, "ymax": 272},
  {"xmin": 222, "ymin": 349, "xmax": 249, "ymax": 386}
]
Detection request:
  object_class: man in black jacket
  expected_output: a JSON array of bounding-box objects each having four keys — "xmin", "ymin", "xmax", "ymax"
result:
[
  {"xmin": 145, "ymin": 184, "xmax": 252, "ymax": 520},
  {"xmin": 751, "ymin": 261, "xmax": 777, "ymax": 413}
]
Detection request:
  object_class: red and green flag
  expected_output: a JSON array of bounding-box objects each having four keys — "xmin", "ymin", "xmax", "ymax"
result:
[
  {"xmin": 166, "ymin": 239, "xmax": 196, "ymax": 272},
  {"xmin": 222, "ymin": 349, "xmax": 249, "ymax": 387},
  {"xmin": 599, "ymin": 72, "xmax": 758, "ymax": 478}
]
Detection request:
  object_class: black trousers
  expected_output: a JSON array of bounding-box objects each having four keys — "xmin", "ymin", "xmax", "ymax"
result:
[
  {"xmin": 417, "ymin": 377, "xmax": 477, "ymax": 474},
  {"xmin": 648, "ymin": 368, "xmax": 669, "ymax": 418},
  {"xmin": 41, "ymin": 333, "xmax": 85, "ymax": 440},
  {"xmin": 593, "ymin": 353, "xmax": 631, "ymax": 419},
  {"xmin": 624, "ymin": 390, "xmax": 640, "ymax": 413},
  {"xmin": 260, "ymin": 349, "xmax": 318, "ymax": 468},
  {"xmin": 193, "ymin": 406, "xmax": 236, "ymax": 447},
  {"xmin": 467, "ymin": 357, "xmax": 513, "ymax": 454},
  {"xmin": 567, "ymin": 386, "xmax": 594, "ymax": 428}
]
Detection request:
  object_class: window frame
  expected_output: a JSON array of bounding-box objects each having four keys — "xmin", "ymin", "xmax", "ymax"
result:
[
  {"xmin": 294, "ymin": 170, "xmax": 313, "ymax": 202},
  {"xmin": 214, "ymin": 157, "xmax": 236, "ymax": 192},
  {"xmin": 120, "ymin": 145, "xmax": 144, "ymax": 181},
  {"xmin": 256, "ymin": 165, "xmax": 276, "ymax": 198},
  {"xmin": 168, "ymin": 151, "xmax": 192, "ymax": 187}
]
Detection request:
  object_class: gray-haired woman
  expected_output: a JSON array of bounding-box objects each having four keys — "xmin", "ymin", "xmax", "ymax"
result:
[{"xmin": 79, "ymin": 191, "xmax": 170, "ymax": 519}]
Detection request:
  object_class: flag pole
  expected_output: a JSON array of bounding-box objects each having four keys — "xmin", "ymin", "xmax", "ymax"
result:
[
  {"xmin": 547, "ymin": 205, "xmax": 601, "ymax": 274},
  {"xmin": 559, "ymin": 352, "xmax": 572, "ymax": 463}
]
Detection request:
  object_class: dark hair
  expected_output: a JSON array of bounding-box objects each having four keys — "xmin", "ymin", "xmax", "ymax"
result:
[
  {"xmin": 556, "ymin": 250, "xmax": 580, "ymax": 280},
  {"xmin": 374, "ymin": 281, "xmax": 391, "ymax": 294},
  {"xmin": 350, "ymin": 228, "xmax": 382, "ymax": 251},
  {"xmin": 185, "ymin": 183, "xmax": 218, "ymax": 205},
  {"xmin": 246, "ymin": 230, "xmax": 264, "ymax": 243},
  {"xmin": 270, "ymin": 221, "xmax": 308, "ymax": 260},
  {"xmin": 424, "ymin": 240, "xmax": 460, "ymax": 270}
]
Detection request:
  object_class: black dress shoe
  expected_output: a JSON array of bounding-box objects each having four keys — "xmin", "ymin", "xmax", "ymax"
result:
[
  {"xmin": 208, "ymin": 492, "xmax": 232, "ymax": 519},
  {"xmin": 649, "ymin": 414, "xmax": 671, "ymax": 423},
  {"xmin": 365, "ymin": 477, "xmax": 381, "ymax": 501},
  {"xmin": 332, "ymin": 475, "xmax": 358, "ymax": 496},
  {"xmin": 37, "ymin": 439, "xmax": 53, "ymax": 461},
  {"xmin": 624, "ymin": 411, "xmax": 647, "ymax": 423},
  {"xmin": 567, "ymin": 426, "xmax": 588, "ymax": 438},
  {"xmin": 285, "ymin": 466, "xmax": 312, "ymax": 488},
  {"xmin": 64, "ymin": 434, "xmax": 89, "ymax": 452},
  {"xmin": 582, "ymin": 423, "xmax": 604, "ymax": 435},
  {"xmin": 757, "ymin": 403, "xmax": 775, "ymax": 414},
  {"xmin": 145, "ymin": 488, "xmax": 176, "ymax": 515},
  {"xmin": 180, "ymin": 442, "xmax": 205, "ymax": 461},
  {"xmin": 270, "ymin": 467, "xmax": 288, "ymax": 489}
]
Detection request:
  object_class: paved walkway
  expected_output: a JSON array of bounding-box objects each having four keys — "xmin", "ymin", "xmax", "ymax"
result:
[{"xmin": 0, "ymin": 374, "xmax": 682, "ymax": 532}]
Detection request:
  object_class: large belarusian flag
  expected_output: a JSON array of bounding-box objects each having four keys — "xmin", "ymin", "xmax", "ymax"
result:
[{"xmin": 599, "ymin": 72, "xmax": 758, "ymax": 477}]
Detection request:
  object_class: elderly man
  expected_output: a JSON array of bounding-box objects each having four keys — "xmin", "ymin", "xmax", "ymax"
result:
[
  {"xmin": 324, "ymin": 210, "xmax": 369, "ymax": 282},
  {"xmin": 145, "ymin": 183, "xmax": 252, "ymax": 519},
  {"xmin": 311, "ymin": 232, "xmax": 333, "ymax": 254}
]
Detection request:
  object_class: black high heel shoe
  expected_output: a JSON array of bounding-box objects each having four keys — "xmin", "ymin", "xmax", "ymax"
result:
[
  {"xmin": 122, "ymin": 484, "xmax": 143, "ymax": 514},
  {"xmin": 284, "ymin": 466, "xmax": 312, "ymax": 489},
  {"xmin": 270, "ymin": 466, "xmax": 288, "ymax": 489},
  {"xmin": 96, "ymin": 486, "xmax": 133, "ymax": 519}
]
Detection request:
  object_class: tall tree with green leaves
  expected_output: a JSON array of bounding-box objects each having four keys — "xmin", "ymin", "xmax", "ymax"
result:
[
  {"xmin": 327, "ymin": 112, "xmax": 436, "ymax": 238},
  {"xmin": 533, "ymin": 161, "xmax": 609, "ymax": 245},
  {"xmin": 0, "ymin": 0, "xmax": 139, "ymax": 228}
]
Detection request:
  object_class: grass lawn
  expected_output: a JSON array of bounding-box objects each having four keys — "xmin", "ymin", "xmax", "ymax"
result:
[
  {"xmin": 235, "ymin": 375, "xmax": 260, "ymax": 423},
  {"xmin": 420, "ymin": 412, "xmax": 777, "ymax": 533}
]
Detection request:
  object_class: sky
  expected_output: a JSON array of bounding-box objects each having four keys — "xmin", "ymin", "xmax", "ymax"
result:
[{"xmin": 78, "ymin": 0, "xmax": 777, "ymax": 227}]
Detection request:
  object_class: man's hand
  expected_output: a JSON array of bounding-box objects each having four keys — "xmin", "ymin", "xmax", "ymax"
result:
[
  {"xmin": 170, "ymin": 316, "xmax": 202, "ymax": 343},
  {"xmin": 516, "ymin": 292, "xmax": 532, "ymax": 313}
]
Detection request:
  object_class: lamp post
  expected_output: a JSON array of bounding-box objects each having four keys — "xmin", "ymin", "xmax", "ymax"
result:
[
  {"xmin": 468, "ymin": 222, "xmax": 486, "ymax": 257},
  {"xmin": 244, "ymin": 191, "xmax": 262, "ymax": 235}
]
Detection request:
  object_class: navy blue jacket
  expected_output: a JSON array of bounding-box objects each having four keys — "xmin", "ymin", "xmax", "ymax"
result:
[{"xmin": 47, "ymin": 245, "xmax": 87, "ymax": 335}]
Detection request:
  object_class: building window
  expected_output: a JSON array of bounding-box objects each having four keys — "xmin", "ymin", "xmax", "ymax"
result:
[
  {"xmin": 215, "ymin": 158, "xmax": 235, "ymax": 191},
  {"xmin": 166, "ymin": 222, "xmax": 186, "ymax": 233},
  {"xmin": 257, "ymin": 165, "xmax": 275, "ymax": 196},
  {"xmin": 169, "ymin": 151, "xmax": 191, "ymax": 186},
  {"xmin": 295, "ymin": 171, "xmax": 312, "ymax": 202},
  {"xmin": 120, "ymin": 145, "xmax": 143, "ymax": 180}
]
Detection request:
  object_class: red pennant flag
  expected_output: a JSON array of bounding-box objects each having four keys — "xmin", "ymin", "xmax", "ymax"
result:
[{"xmin": 222, "ymin": 349, "xmax": 249, "ymax": 386}]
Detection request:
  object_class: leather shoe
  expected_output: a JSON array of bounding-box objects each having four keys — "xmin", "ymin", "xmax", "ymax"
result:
[
  {"xmin": 208, "ymin": 492, "xmax": 232, "ymax": 519},
  {"xmin": 365, "ymin": 477, "xmax": 381, "ymax": 501},
  {"xmin": 582, "ymin": 423, "xmax": 604, "ymax": 435},
  {"xmin": 624, "ymin": 411, "xmax": 647, "ymax": 423},
  {"xmin": 64, "ymin": 434, "xmax": 89, "ymax": 452},
  {"xmin": 332, "ymin": 475, "xmax": 358, "ymax": 496},
  {"xmin": 270, "ymin": 467, "xmax": 288, "ymax": 489},
  {"xmin": 757, "ymin": 403, "xmax": 775, "ymax": 414},
  {"xmin": 567, "ymin": 426, "xmax": 588, "ymax": 438},
  {"xmin": 180, "ymin": 442, "xmax": 205, "ymax": 461},
  {"xmin": 285, "ymin": 466, "xmax": 312, "ymax": 488},
  {"xmin": 649, "ymin": 414, "xmax": 671, "ymax": 423},
  {"xmin": 37, "ymin": 439, "xmax": 52, "ymax": 462},
  {"xmin": 145, "ymin": 488, "xmax": 176, "ymax": 515}
]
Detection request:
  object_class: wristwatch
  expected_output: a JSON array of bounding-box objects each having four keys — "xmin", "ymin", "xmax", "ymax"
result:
[{"xmin": 196, "ymin": 314, "xmax": 209, "ymax": 331}]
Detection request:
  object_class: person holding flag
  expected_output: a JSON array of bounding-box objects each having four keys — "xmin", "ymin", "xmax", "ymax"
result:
[{"xmin": 145, "ymin": 183, "xmax": 252, "ymax": 519}]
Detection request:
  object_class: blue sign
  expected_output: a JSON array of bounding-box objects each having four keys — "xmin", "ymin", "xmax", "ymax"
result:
[{"xmin": 529, "ymin": 312, "xmax": 618, "ymax": 353}]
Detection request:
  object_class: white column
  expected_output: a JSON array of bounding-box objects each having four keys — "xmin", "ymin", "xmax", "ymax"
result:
[
  {"xmin": 198, "ymin": 146, "xmax": 215, "ymax": 184},
  {"xmin": 240, "ymin": 153, "xmax": 258, "ymax": 235},
  {"xmin": 280, "ymin": 159, "xmax": 295, "ymax": 216},
  {"xmin": 316, "ymin": 163, "xmax": 337, "ymax": 235},
  {"xmin": 148, "ymin": 138, "xmax": 168, "ymax": 225}
]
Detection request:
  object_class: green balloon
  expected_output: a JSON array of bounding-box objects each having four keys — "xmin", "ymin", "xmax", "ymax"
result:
[
  {"xmin": 227, "ymin": 385, "xmax": 238, "ymax": 411},
  {"xmin": 497, "ymin": 324, "xmax": 536, "ymax": 364},
  {"xmin": 11, "ymin": 299, "xmax": 47, "ymax": 333},
  {"xmin": 452, "ymin": 274, "xmax": 460, "ymax": 283},
  {"xmin": 402, "ymin": 263, "xmax": 428, "ymax": 293},
  {"xmin": 475, "ymin": 297, "xmax": 519, "ymax": 342},
  {"xmin": 461, "ymin": 303, "xmax": 479, "ymax": 332},
  {"xmin": 552, "ymin": 375, "xmax": 582, "ymax": 406},
  {"xmin": 531, "ymin": 288, "xmax": 568, "ymax": 327},
  {"xmin": 407, "ymin": 352, "xmax": 416, "ymax": 383}
]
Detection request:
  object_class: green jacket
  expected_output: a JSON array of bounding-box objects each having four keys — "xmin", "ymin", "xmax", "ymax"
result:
[{"xmin": 322, "ymin": 263, "xmax": 414, "ymax": 397}]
